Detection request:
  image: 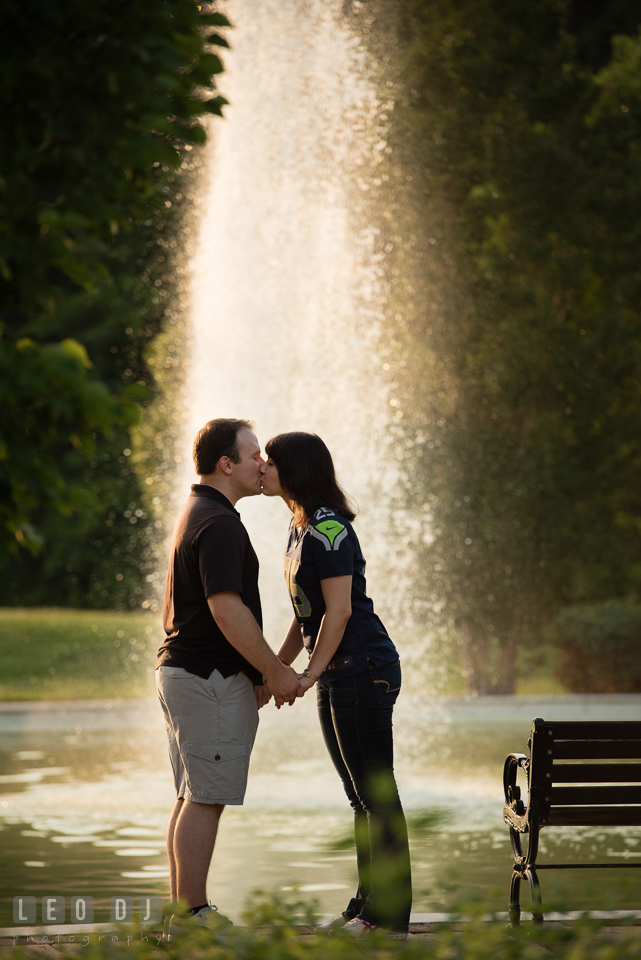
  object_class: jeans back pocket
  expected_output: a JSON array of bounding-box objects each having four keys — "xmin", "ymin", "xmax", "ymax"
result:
[{"xmin": 372, "ymin": 661, "xmax": 401, "ymax": 707}]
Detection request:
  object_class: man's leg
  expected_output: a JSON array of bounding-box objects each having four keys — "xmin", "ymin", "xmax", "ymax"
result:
[
  {"xmin": 166, "ymin": 797, "xmax": 183, "ymax": 903},
  {"xmin": 173, "ymin": 800, "xmax": 225, "ymax": 908},
  {"xmin": 157, "ymin": 666, "xmax": 259, "ymax": 915}
]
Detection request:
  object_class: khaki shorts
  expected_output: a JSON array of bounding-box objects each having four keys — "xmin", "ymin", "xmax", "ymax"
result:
[{"xmin": 156, "ymin": 666, "xmax": 259, "ymax": 805}]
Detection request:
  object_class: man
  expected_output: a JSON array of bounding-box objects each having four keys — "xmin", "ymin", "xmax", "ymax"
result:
[{"xmin": 156, "ymin": 418, "xmax": 302, "ymax": 937}]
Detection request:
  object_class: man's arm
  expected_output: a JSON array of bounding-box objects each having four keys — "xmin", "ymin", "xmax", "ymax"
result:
[{"xmin": 207, "ymin": 591, "xmax": 302, "ymax": 705}]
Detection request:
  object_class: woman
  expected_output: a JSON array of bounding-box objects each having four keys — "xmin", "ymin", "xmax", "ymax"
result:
[{"xmin": 261, "ymin": 431, "xmax": 412, "ymax": 939}]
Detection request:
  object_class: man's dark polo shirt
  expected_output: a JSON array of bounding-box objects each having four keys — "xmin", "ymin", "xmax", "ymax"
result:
[{"xmin": 157, "ymin": 484, "xmax": 262, "ymax": 685}]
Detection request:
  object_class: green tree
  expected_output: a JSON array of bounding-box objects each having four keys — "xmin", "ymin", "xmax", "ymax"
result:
[
  {"xmin": 0, "ymin": 336, "xmax": 137, "ymax": 553},
  {"xmin": 362, "ymin": 1, "xmax": 641, "ymax": 692},
  {"xmin": 0, "ymin": 0, "xmax": 228, "ymax": 594}
]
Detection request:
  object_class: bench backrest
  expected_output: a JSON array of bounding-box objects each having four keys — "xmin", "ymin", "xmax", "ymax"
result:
[{"xmin": 529, "ymin": 719, "xmax": 641, "ymax": 827}]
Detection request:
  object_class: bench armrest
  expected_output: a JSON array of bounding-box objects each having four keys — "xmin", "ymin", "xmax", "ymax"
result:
[
  {"xmin": 504, "ymin": 753, "xmax": 529, "ymax": 801},
  {"xmin": 503, "ymin": 753, "xmax": 529, "ymax": 830}
]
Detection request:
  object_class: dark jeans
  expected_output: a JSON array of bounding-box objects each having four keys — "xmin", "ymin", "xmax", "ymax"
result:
[{"xmin": 317, "ymin": 660, "xmax": 412, "ymax": 931}]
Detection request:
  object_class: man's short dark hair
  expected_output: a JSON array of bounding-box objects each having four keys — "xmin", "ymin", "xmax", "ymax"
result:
[{"xmin": 193, "ymin": 418, "xmax": 255, "ymax": 476}]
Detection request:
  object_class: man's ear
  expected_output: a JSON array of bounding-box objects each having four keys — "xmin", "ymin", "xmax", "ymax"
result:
[{"xmin": 218, "ymin": 456, "xmax": 234, "ymax": 476}]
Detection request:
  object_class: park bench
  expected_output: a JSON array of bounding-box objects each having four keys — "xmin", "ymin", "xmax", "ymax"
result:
[{"xmin": 503, "ymin": 718, "xmax": 641, "ymax": 923}]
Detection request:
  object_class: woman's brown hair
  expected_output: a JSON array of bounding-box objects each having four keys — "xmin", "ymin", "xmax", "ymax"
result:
[{"xmin": 265, "ymin": 432, "xmax": 357, "ymax": 527}]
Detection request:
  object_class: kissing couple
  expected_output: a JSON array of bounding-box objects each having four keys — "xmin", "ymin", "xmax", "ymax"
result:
[{"xmin": 156, "ymin": 418, "xmax": 412, "ymax": 941}]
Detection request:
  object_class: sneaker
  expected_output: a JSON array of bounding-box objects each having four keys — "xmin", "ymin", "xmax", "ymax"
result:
[
  {"xmin": 343, "ymin": 917, "xmax": 407, "ymax": 940},
  {"xmin": 315, "ymin": 913, "xmax": 350, "ymax": 932},
  {"xmin": 161, "ymin": 914, "xmax": 172, "ymax": 942},
  {"xmin": 165, "ymin": 903, "xmax": 232, "ymax": 941}
]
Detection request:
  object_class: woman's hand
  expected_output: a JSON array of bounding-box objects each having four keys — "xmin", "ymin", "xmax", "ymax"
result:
[{"xmin": 295, "ymin": 673, "xmax": 317, "ymax": 698}]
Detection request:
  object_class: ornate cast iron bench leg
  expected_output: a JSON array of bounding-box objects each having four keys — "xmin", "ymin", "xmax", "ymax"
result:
[
  {"xmin": 509, "ymin": 869, "xmax": 521, "ymax": 925},
  {"xmin": 527, "ymin": 867, "xmax": 543, "ymax": 923},
  {"xmin": 505, "ymin": 752, "xmax": 542, "ymax": 924}
]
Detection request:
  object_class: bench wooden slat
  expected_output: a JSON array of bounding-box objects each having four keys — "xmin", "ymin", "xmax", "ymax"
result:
[
  {"xmin": 550, "ymin": 785, "xmax": 641, "ymax": 805},
  {"xmin": 554, "ymin": 740, "xmax": 641, "ymax": 760},
  {"xmin": 547, "ymin": 805, "xmax": 641, "ymax": 827},
  {"xmin": 543, "ymin": 721, "xmax": 641, "ymax": 740},
  {"xmin": 552, "ymin": 763, "xmax": 641, "ymax": 783}
]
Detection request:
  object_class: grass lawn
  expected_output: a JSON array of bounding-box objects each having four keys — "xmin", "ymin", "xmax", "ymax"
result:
[
  {"xmin": 0, "ymin": 608, "xmax": 163, "ymax": 701},
  {"xmin": 0, "ymin": 608, "xmax": 570, "ymax": 702}
]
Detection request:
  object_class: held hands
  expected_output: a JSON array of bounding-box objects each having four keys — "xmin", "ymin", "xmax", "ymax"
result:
[
  {"xmin": 265, "ymin": 660, "xmax": 305, "ymax": 708},
  {"xmin": 280, "ymin": 671, "xmax": 317, "ymax": 707},
  {"xmin": 265, "ymin": 658, "xmax": 320, "ymax": 709}
]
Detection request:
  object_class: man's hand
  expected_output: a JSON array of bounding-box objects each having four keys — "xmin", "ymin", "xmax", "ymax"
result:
[
  {"xmin": 264, "ymin": 661, "xmax": 304, "ymax": 707},
  {"xmin": 255, "ymin": 682, "xmax": 271, "ymax": 709}
]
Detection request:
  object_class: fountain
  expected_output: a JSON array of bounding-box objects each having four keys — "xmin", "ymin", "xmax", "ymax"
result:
[{"xmin": 185, "ymin": 0, "xmax": 393, "ymax": 643}]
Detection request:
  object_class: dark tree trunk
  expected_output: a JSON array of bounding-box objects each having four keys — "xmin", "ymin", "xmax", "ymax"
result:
[
  {"xmin": 460, "ymin": 621, "xmax": 492, "ymax": 696},
  {"xmin": 493, "ymin": 631, "xmax": 518, "ymax": 695},
  {"xmin": 460, "ymin": 622, "xmax": 518, "ymax": 695}
]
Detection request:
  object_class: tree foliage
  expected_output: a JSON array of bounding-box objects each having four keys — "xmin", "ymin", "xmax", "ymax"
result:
[
  {"xmin": 363, "ymin": 1, "xmax": 641, "ymax": 692},
  {"xmin": 1, "ymin": 0, "xmax": 227, "ymax": 322},
  {"xmin": 0, "ymin": 336, "xmax": 138, "ymax": 553},
  {"xmin": 0, "ymin": 0, "xmax": 228, "ymax": 596}
]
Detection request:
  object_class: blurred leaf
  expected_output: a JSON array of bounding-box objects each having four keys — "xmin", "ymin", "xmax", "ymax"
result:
[
  {"xmin": 407, "ymin": 808, "xmax": 451, "ymax": 837},
  {"xmin": 59, "ymin": 338, "xmax": 93, "ymax": 369},
  {"xmin": 197, "ymin": 53, "xmax": 224, "ymax": 75},
  {"xmin": 120, "ymin": 383, "xmax": 152, "ymax": 401}
]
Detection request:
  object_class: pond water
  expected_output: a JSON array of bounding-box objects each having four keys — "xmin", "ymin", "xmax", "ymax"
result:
[{"xmin": 1, "ymin": 693, "xmax": 640, "ymax": 929}]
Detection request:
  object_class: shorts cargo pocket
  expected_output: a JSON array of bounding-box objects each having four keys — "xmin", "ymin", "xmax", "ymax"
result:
[{"xmin": 185, "ymin": 742, "xmax": 248, "ymax": 802}]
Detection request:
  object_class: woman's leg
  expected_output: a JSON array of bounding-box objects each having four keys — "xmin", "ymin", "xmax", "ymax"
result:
[
  {"xmin": 328, "ymin": 662, "xmax": 412, "ymax": 932},
  {"xmin": 317, "ymin": 680, "xmax": 370, "ymax": 919}
]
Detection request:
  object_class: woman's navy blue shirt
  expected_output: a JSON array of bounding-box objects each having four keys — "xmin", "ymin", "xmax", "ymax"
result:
[{"xmin": 284, "ymin": 508, "xmax": 398, "ymax": 683}]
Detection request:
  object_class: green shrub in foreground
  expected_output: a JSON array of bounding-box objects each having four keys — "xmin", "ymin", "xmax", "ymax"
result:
[
  {"xmin": 549, "ymin": 600, "xmax": 641, "ymax": 693},
  {"xmin": 10, "ymin": 892, "xmax": 641, "ymax": 960}
]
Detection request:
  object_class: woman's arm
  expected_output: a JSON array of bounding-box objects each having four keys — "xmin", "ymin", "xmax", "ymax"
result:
[
  {"xmin": 277, "ymin": 616, "xmax": 305, "ymax": 665},
  {"xmin": 300, "ymin": 575, "xmax": 352, "ymax": 691}
]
